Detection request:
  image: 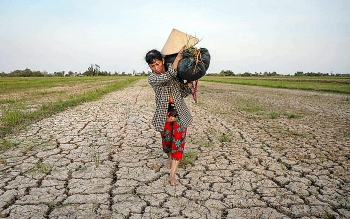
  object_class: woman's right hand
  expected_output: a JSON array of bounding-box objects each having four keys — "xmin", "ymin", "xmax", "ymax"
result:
[{"xmin": 187, "ymin": 81, "xmax": 193, "ymax": 88}]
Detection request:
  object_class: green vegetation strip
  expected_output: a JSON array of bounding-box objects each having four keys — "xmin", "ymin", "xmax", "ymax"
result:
[
  {"xmin": 0, "ymin": 76, "xmax": 141, "ymax": 138},
  {"xmin": 0, "ymin": 76, "xmax": 121, "ymax": 93},
  {"xmin": 201, "ymin": 76, "xmax": 350, "ymax": 94}
]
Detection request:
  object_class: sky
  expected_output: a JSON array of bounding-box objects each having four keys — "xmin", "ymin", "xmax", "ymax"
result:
[{"xmin": 0, "ymin": 0, "xmax": 349, "ymax": 75}]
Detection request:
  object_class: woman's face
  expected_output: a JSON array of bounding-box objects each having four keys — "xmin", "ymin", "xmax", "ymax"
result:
[{"xmin": 149, "ymin": 58, "xmax": 165, "ymax": 74}]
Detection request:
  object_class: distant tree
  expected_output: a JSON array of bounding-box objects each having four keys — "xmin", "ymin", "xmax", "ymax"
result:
[
  {"xmin": 67, "ymin": 71, "xmax": 75, "ymax": 77},
  {"xmin": 10, "ymin": 70, "xmax": 23, "ymax": 77},
  {"xmin": 32, "ymin": 70, "xmax": 43, "ymax": 77},
  {"xmin": 84, "ymin": 64, "xmax": 100, "ymax": 76},
  {"xmin": 23, "ymin": 68, "xmax": 32, "ymax": 77},
  {"xmin": 54, "ymin": 71, "xmax": 64, "ymax": 77},
  {"xmin": 242, "ymin": 72, "xmax": 251, "ymax": 77},
  {"xmin": 42, "ymin": 71, "xmax": 49, "ymax": 77},
  {"xmin": 219, "ymin": 70, "xmax": 235, "ymax": 76},
  {"xmin": 94, "ymin": 64, "xmax": 100, "ymax": 76},
  {"xmin": 98, "ymin": 70, "xmax": 109, "ymax": 76}
]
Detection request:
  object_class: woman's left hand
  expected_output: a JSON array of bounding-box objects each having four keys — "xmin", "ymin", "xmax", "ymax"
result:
[
  {"xmin": 173, "ymin": 46, "xmax": 186, "ymax": 70},
  {"xmin": 175, "ymin": 46, "xmax": 185, "ymax": 61}
]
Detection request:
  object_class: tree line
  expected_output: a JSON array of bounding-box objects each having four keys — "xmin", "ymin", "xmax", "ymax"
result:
[
  {"xmin": 207, "ymin": 70, "xmax": 349, "ymax": 77},
  {"xmin": 1, "ymin": 66, "xmax": 348, "ymax": 77},
  {"xmin": 0, "ymin": 64, "xmax": 149, "ymax": 77}
]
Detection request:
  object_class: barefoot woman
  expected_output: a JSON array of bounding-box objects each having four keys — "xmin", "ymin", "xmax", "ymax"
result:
[{"xmin": 146, "ymin": 48, "xmax": 193, "ymax": 186}]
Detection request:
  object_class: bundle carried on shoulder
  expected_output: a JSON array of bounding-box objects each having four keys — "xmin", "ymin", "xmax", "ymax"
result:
[{"xmin": 162, "ymin": 28, "xmax": 211, "ymax": 81}]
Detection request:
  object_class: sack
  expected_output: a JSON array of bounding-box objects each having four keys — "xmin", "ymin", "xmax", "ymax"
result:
[{"xmin": 164, "ymin": 48, "xmax": 210, "ymax": 81}]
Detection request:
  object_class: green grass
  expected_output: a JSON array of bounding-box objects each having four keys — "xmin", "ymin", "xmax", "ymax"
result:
[
  {"xmin": 343, "ymin": 132, "xmax": 350, "ymax": 137},
  {"xmin": 0, "ymin": 77, "xmax": 113, "ymax": 93},
  {"xmin": 201, "ymin": 76, "xmax": 350, "ymax": 94},
  {"xmin": 218, "ymin": 133, "xmax": 230, "ymax": 142},
  {"xmin": 245, "ymin": 115, "xmax": 258, "ymax": 120},
  {"xmin": 179, "ymin": 151, "xmax": 198, "ymax": 167},
  {"xmin": 196, "ymin": 101, "xmax": 206, "ymax": 106},
  {"xmin": 1, "ymin": 108, "xmax": 25, "ymax": 126},
  {"xmin": 285, "ymin": 113, "xmax": 300, "ymax": 119},
  {"xmin": 0, "ymin": 76, "xmax": 142, "ymax": 138},
  {"xmin": 200, "ymin": 141, "xmax": 214, "ymax": 147},
  {"xmin": 0, "ymin": 140, "xmax": 20, "ymax": 151},
  {"xmin": 269, "ymin": 111, "xmax": 280, "ymax": 119},
  {"xmin": 281, "ymin": 129, "xmax": 310, "ymax": 137},
  {"xmin": 92, "ymin": 152, "xmax": 100, "ymax": 168},
  {"xmin": 25, "ymin": 161, "xmax": 52, "ymax": 174}
]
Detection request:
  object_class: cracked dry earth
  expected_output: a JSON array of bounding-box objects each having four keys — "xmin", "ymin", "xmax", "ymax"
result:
[{"xmin": 1, "ymin": 79, "xmax": 349, "ymax": 219}]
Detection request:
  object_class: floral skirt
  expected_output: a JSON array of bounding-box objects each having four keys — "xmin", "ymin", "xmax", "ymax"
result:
[{"xmin": 160, "ymin": 103, "xmax": 187, "ymax": 160}]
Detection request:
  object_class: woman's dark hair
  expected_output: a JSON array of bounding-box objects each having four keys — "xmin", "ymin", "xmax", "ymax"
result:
[{"xmin": 145, "ymin": 49, "xmax": 163, "ymax": 64}]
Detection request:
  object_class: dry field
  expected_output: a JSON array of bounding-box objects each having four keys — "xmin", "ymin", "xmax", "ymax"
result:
[
  {"xmin": 0, "ymin": 77, "xmax": 132, "ymax": 116},
  {"xmin": 0, "ymin": 77, "xmax": 139, "ymax": 137},
  {"xmin": 0, "ymin": 78, "xmax": 349, "ymax": 218}
]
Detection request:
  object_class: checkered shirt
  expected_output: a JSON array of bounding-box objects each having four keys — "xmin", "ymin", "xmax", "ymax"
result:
[{"xmin": 148, "ymin": 65, "xmax": 193, "ymax": 132}]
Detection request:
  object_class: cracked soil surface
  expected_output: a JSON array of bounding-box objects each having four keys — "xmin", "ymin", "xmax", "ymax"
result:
[{"xmin": 0, "ymin": 79, "xmax": 349, "ymax": 218}]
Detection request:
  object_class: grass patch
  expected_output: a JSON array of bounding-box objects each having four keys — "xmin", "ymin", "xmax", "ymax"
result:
[
  {"xmin": 281, "ymin": 130, "xmax": 310, "ymax": 137},
  {"xmin": 285, "ymin": 113, "xmax": 300, "ymax": 119},
  {"xmin": 0, "ymin": 76, "xmax": 141, "ymax": 138},
  {"xmin": 218, "ymin": 133, "xmax": 230, "ymax": 142},
  {"xmin": 35, "ymin": 161, "xmax": 52, "ymax": 174},
  {"xmin": 240, "ymin": 105, "xmax": 264, "ymax": 112},
  {"xmin": 0, "ymin": 98, "xmax": 18, "ymax": 105},
  {"xmin": 0, "ymin": 77, "xmax": 114, "ymax": 93},
  {"xmin": 92, "ymin": 152, "xmax": 100, "ymax": 168},
  {"xmin": 1, "ymin": 108, "xmax": 25, "ymax": 126},
  {"xmin": 179, "ymin": 151, "xmax": 198, "ymax": 168},
  {"xmin": 196, "ymin": 101, "xmax": 205, "ymax": 106},
  {"xmin": 343, "ymin": 132, "xmax": 350, "ymax": 137},
  {"xmin": 295, "ymin": 132, "xmax": 310, "ymax": 137},
  {"xmin": 0, "ymin": 140, "xmax": 20, "ymax": 151},
  {"xmin": 269, "ymin": 111, "xmax": 280, "ymax": 119},
  {"xmin": 246, "ymin": 115, "xmax": 258, "ymax": 120},
  {"xmin": 26, "ymin": 161, "xmax": 52, "ymax": 174},
  {"xmin": 200, "ymin": 140, "xmax": 214, "ymax": 148},
  {"xmin": 201, "ymin": 76, "xmax": 350, "ymax": 94}
]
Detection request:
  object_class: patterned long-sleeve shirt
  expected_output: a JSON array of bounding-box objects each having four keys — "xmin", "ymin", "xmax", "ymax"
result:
[{"xmin": 148, "ymin": 65, "xmax": 193, "ymax": 132}]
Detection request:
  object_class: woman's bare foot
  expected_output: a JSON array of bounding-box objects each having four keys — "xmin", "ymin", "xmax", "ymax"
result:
[
  {"xmin": 164, "ymin": 158, "xmax": 171, "ymax": 169},
  {"xmin": 168, "ymin": 175, "xmax": 180, "ymax": 186},
  {"xmin": 164, "ymin": 153, "xmax": 172, "ymax": 169},
  {"xmin": 168, "ymin": 159, "xmax": 180, "ymax": 186}
]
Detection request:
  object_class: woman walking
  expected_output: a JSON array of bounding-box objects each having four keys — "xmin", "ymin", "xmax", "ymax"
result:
[{"xmin": 146, "ymin": 48, "xmax": 193, "ymax": 186}]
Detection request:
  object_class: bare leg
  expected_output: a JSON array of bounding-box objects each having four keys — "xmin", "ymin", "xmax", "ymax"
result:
[
  {"xmin": 169, "ymin": 159, "xmax": 180, "ymax": 186},
  {"xmin": 164, "ymin": 153, "xmax": 172, "ymax": 169}
]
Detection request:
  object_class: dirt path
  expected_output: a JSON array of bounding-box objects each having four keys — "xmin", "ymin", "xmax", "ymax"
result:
[{"xmin": 0, "ymin": 79, "xmax": 349, "ymax": 218}]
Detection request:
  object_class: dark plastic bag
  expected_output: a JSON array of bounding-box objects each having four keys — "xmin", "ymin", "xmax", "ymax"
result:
[{"xmin": 164, "ymin": 48, "xmax": 210, "ymax": 81}]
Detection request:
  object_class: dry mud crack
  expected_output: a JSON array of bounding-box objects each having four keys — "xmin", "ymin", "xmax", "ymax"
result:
[{"xmin": 0, "ymin": 79, "xmax": 349, "ymax": 218}]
